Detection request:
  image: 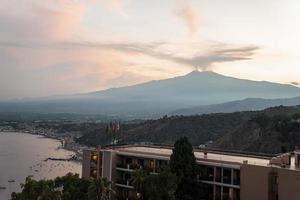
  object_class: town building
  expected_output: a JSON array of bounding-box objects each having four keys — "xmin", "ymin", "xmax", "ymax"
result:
[{"xmin": 82, "ymin": 145, "xmax": 300, "ymax": 200}]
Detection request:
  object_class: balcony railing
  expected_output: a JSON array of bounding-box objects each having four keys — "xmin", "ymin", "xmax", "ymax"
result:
[
  {"xmin": 116, "ymin": 163, "xmax": 155, "ymax": 172},
  {"xmin": 198, "ymin": 176, "xmax": 241, "ymax": 187},
  {"xmin": 198, "ymin": 175, "xmax": 214, "ymax": 182},
  {"xmin": 116, "ymin": 179, "xmax": 135, "ymax": 189},
  {"xmin": 116, "ymin": 198, "xmax": 136, "ymax": 200}
]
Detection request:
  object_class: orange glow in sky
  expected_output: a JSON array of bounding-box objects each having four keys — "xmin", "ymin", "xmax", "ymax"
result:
[{"xmin": 0, "ymin": 0, "xmax": 300, "ymax": 100}]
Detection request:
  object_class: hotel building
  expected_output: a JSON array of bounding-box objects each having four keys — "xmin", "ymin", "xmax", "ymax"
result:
[{"xmin": 82, "ymin": 144, "xmax": 300, "ymax": 200}]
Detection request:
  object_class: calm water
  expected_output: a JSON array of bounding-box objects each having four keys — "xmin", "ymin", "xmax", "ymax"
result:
[{"xmin": 0, "ymin": 132, "xmax": 82, "ymax": 200}]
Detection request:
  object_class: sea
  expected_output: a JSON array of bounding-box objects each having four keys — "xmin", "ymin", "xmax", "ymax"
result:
[{"xmin": 0, "ymin": 132, "xmax": 82, "ymax": 200}]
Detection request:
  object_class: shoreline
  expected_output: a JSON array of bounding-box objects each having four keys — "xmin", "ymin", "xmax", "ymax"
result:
[
  {"xmin": 0, "ymin": 130, "xmax": 83, "ymax": 199},
  {"xmin": 0, "ymin": 131, "xmax": 83, "ymax": 162}
]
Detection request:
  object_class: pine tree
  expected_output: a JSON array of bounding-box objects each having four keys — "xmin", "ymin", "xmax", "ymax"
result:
[{"xmin": 170, "ymin": 137, "xmax": 199, "ymax": 200}]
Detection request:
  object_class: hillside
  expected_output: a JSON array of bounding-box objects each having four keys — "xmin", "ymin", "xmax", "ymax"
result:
[
  {"xmin": 77, "ymin": 106, "xmax": 300, "ymax": 154},
  {"xmin": 171, "ymin": 96, "xmax": 300, "ymax": 116},
  {"xmin": 211, "ymin": 106, "xmax": 300, "ymax": 153},
  {"xmin": 1, "ymin": 71, "xmax": 300, "ymax": 118},
  {"xmin": 77, "ymin": 112, "xmax": 252, "ymax": 147}
]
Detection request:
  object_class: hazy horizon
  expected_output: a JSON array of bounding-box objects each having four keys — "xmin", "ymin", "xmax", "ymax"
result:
[
  {"xmin": 2, "ymin": 70, "xmax": 300, "ymax": 101},
  {"xmin": 1, "ymin": 0, "xmax": 300, "ymax": 100}
]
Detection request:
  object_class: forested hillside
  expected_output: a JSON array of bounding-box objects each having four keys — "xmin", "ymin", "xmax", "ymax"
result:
[
  {"xmin": 77, "ymin": 106, "xmax": 300, "ymax": 154},
  {"xmin": 212, "ymin": 106, "xmax": 300, "ymax": 153},
  {"xmin": 76, "ymin": 112, "xmax": 251, "ymax": 147}
]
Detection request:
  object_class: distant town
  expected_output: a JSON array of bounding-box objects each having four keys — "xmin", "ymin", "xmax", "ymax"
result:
[{"xmin": 0, "ymin": 118, "xmax": 92, "ymax": 160}]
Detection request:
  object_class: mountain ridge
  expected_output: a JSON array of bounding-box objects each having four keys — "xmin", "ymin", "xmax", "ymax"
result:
[
  {"xmin": 1, "ymin": 71, "xmax": 300, "ymax": 118},
  {"xmin": 171, "ymin": 96, "xmax": 300, "ymax": 116}
]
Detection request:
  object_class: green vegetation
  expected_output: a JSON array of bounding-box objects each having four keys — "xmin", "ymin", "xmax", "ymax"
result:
[
  {"xmin": 144, "ymin": 166, "xmax": 177, "ymax": 200},
  {"xmin": 11, "ymin": 174, "xmax": 112, "ymax": 200},
  {"xmin": 132, "ymin": 169, "xmax": 148, "ymax": 199},
  {"xmin": 170, "ymin": 137, "xmax": 200, "ymax": 200},
  {"xmin": 88, "ymin": 178, "xmax": 113, "ymax": 200},
  {"xmin": 129, "ymin": 166, "xmax": 178, "ymax": 200},
  {"xmin": 214, "ymin": 106, "xmax": 300, "ymax": 153},
  {"xmin": 76, "ymin": 106, "xmax": 300, "ymax": 154},
  {"xmin": 77, "ymin": 112, "xmax": 249, "ymax": 147}
]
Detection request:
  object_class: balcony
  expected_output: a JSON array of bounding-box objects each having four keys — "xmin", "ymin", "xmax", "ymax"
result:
[
  {"xmin": 116, "ymin": 163, "xmax": 155, "ymax": 173},
  {"xmin": 198, "ymin": 175, "xmax": 214, "ymax": 182},
  {"xmin": 116, "ymin": 179, "xmax": 135, "ymax": 189}
]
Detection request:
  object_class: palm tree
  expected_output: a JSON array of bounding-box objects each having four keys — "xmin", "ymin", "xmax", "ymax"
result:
[
  {"xmin": 88, "ymin": 177, "xmax": 113, "ymax": 200},
  {"xmin": 132, "ymin": 169, "xmax": 148, "ymax": 200}
]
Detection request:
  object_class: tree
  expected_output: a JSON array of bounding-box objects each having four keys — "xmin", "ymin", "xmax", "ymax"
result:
[
  {"xmin": 10, "ymin": 174, "xmax": 112, "ymax": 200},
  {"xmin": 11, "ymin": 176, "xmax": 61, "ymax": 200},
  {"xmin": 36, "ymin": 180, "xmax": 61, "ymax": 200},
  {"xmin": 55, "ymin": 173, "xmax": 90, "ymax": 200},
  {"xmin": 88, "ymin": 177, "xmax": 113, "ymax": 200},
  {"xmin": 132, "ymin": 169, "xmax": 148, "ymax": 199},
  {"xmin": 144, "ymin": 166, "xmax": 177, "ymax": 200},
  {"xmin": 170, "ymin": 137, "xmax": 197, "ymax": 178},
  {"xmin": 170, "ymin": 137, "xmax": 199, "ymax": 200}
]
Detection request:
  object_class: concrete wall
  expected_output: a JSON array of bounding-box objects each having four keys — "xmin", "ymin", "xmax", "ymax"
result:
[
  {"xmin": 102, "ymin": 150, "xmax": 117, "ymax": 181},
  {"xmin": 278, "ymin": 168, "xmax": 300, "ymax": 200},
  {"xmin": 240, "ymin": 164, "xmax": 272, "ymax": 200},
  {"xmin": 241, "ymin": 164, "xmax": 300, "ymax": 200},
  {"xmin": 82, "ymin": 149, "xmax": 91, "ymax": 178},
  {"xmin": 101, "ymin": 150, "xmax": 118, "ymax": 200},
  {"xmin": 102, "ymin": 150, "xmax": 112, "ymax": 180}
]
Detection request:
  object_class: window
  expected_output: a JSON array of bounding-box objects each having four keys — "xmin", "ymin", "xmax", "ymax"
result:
[
  {"xmin": 223, "ymin": 168, "xmax": 232, "ymax": 184},
  {"xmin": 215, "ymin": 186, "xmax": 221, "ymax": 200},
  {"xmin": 233, "ymin": 169, "xmax": 240, "ymax": 185},
  {"xmin": 223, "ymin": 187, "xmax": 230, "ymax": 200},
  {"xmin": 138, "ymin": 159, "xmax": 145, "ymax": 168},
  {"xmin": 216, "ymin": 167, "xmax": 221, "ymax": 182}
]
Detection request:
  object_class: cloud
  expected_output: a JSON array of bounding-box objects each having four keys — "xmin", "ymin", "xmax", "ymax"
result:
[
  {"xmin": 0, "ymin": 0, "xmax": 258, "ymax": 100},
  {"xmin": 174, "ymin": 1, "xmax": 200, "ymax": 34},
  {"xmin": 0, "ymin": 0, "xmax": 85, "ymax": 43},
  {"xmin": 97, "ymin": 0, "xmax": 131, "ymax": 16},
  {"xmin": 0, "ymin": 0, "xmax": 132, "ymax": 46},
  {"xmin": 0, "ymin": 39, "xmax": 259, "ymax": 100},
  {"xmin": 1, "ymin": 40, "xmax": 259, "ymax": 71},
  {"xmin": 107, "ymin": 42, "xmax": 259, "ymax": 70},
  {"xmin": 60, "ymin": 41, "xmax": 259, "ymax": 70},
  {"xmin": 0, "ymin": 44, "xmax": 136, "ymax": 99}
]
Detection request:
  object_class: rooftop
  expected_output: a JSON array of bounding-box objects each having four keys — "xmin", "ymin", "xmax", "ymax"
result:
[{"xmin": 111, "ymin": 145, "xmax": 272, "ymax": 167}]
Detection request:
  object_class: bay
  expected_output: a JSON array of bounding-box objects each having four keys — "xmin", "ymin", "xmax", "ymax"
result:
[{"xmin": 0, "ymin": 132, "xmax": 82, "ymax": 200}]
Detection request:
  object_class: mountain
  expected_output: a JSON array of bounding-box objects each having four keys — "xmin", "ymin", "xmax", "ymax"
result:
[
  {"xmin": 1, "ymin": 71, "xmax": 300, "ymax": 118},
  {"xmin": 77, "ymin": 105, "xmax": 300, "ymax": 154},
  {"xmin": 171, "ymin": 96, "xmax": 300, "ymax": 116}
]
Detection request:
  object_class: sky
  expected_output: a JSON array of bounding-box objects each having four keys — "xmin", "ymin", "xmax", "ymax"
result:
[{"xmin": 1, "ymin": 0, "xmax": 300, "ymax": 100}]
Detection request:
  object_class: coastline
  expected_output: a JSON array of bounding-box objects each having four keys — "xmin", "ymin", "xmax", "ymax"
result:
[
  {"xmin": 0, "ymin": 131, "xmax": 83, "ymax": 200},
  {"xmin": 0, "ymin": 131, "xmax": 83, "ymax": 162}
]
